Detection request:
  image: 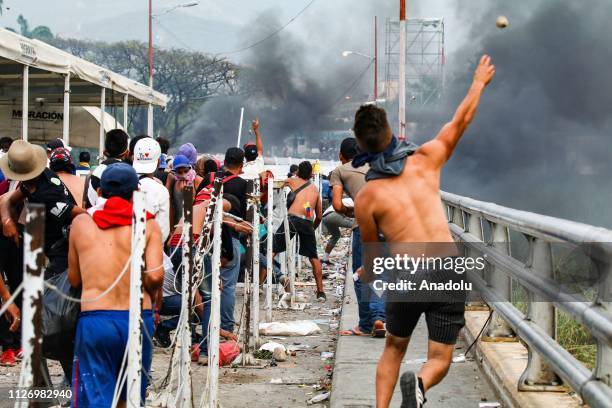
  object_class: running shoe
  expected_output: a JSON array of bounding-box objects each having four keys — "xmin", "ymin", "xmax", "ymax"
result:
[
  {"xmin": 0, "ymin": 349, "xmax": 16, "ymax": 366},
  {"xmin": 400, "ymin": 371, "xmax": 425, "ymax": 408},
  {"xmin": 316, "ymin": 291, "xmax": 327, "ymax": 302}
]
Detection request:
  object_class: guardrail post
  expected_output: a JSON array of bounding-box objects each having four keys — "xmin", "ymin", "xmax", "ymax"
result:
[
  {"xmin": 483, "ymin": 221, "xmax": 516, "ymax": 341},
  {"xmin": 466, "ymin": 212, "xmax": 488, "ymax": 309},
  {"xmin": 519, "ymin": 237, "xmax": 562, "ymax": 390},
  {"xmin": 594, "ymin": 260, "xmax": 612, "ymax": 387},
  {"xmin": 17, "ymin": 204, "xmax": 45, "ymax": 394},
  {"xmin": 249, "ymin": 179, "xmax": 261, "ymax": 348},
  {"xmin": 127, "ymin": 191, "xmax": 146, "ymax": 407},
  {"xmin": 266, "ymin": 175, "xmax": 274, "ymax": 322},
  {"xmin": 179, "ymin": 186, "xmax": 194, "ymax": 406}
]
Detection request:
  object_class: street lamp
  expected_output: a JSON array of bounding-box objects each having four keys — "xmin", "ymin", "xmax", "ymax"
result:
[
  {"xmin": 147, "ymin": 0, "xmax": 199, "ymax": 135},
  {"xmin": 341, "ymin": 16, "xmax": 379, "ymax": 102}
]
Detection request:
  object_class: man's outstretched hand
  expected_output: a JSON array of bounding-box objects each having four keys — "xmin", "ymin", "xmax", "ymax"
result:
[{"xmin": 473, "ymin": 54, "xmax": 496, "ymax": 87}]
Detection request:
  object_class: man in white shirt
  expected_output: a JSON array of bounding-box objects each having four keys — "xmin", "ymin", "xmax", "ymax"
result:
[
  {"xmin": 240, "ymin": 119, "xmax": 265, "ymax": 180},
  {"xmin": 133, "ymin": 137, "xmax": 171, "ymax": 242}
]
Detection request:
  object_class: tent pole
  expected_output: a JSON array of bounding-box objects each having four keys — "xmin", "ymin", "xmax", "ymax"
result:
[
  {"xmin": 62, "ymin": 73, "xmax": 71, "ymax": 146},
  {"xmin": 123, "ymin": 94, "xmax": 129, "ymax": 131},
  {"xmin": 147, "ymin": 104, "xmax": 153, "ymax": 137},
  {"xmin": 22, "ymin": 66, "xmax": 29, "ymax": 141},
  {"xmin": 99, "ymin": 88, "xmax": 106, "ymax": 163}
]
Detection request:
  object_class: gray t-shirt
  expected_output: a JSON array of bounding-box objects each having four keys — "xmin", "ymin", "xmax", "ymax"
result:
[{"xmin": 329, "ymin": 162, "xmax": 369, "ymax": 199}]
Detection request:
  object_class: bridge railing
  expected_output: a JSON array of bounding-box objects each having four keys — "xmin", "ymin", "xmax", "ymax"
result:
[{"xmin": 441, "ymin": 191, "xmax": 612, "ymax": 408}]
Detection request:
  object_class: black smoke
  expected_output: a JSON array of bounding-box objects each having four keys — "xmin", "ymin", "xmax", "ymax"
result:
[
  {"xmin": 409, "ymin": 0, "xmax": 612, "ymax": 227},
  {"xmin": 181, "ymin": 10, "xmax": 373, "ymax": 156}
]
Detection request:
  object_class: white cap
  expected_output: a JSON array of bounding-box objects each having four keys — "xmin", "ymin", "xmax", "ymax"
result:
[{"xmin": 133, "ymin": 138, "xmax": 161, "ymax": 175}]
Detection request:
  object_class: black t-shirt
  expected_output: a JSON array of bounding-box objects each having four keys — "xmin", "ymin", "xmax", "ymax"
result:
[
  {"xmin": 20, "ymin": 168, "xmax": 76, "ymax": 263},
  {"xmin": 154, "ymin": 169, "xmax": 168, "ymax": 185},
  {"xmin": 222, "ymin": 172, "xmax": 247, "ymax": 219}
]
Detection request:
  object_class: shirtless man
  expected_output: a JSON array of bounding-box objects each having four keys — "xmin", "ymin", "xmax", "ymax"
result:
[
  {"xmin": 354, "ymin": 55, "xmax": 495, "ymax": 407},
  {"xmin": 68, "ymin": 162, "xmax": 163, "ymax": 407},
  {"xmin": 272, "ymin": 161, "xmax": 324, "ymax": 300}
]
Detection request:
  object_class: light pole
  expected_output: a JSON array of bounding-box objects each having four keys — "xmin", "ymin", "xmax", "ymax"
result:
[
  {"xmin": 148, "ymin": 1, "xmax": 199, "ymax": 135},
  {"xmin": 399, "ymin": 0, "xmax": 407, "ymax": 140},
  {"xmin": 341, "ymin": 16, "xmax": 379, "ymax": 102}
]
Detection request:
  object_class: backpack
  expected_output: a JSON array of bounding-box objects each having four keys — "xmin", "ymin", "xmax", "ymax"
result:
[
  {"xmin": 286, "ymin": 181, "xmax": 311, "ymax": 209},
  {"xmin": 195, "ymin": 173, "xmax": 239, "ymax": 204}
]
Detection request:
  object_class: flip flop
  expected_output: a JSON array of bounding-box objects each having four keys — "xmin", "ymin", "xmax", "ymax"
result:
[
  {"xmin": 339, "ymin": 327, "xmax": 370, "ymax": 336},
  {"xmin": 371, "ymin": 321, "xmax": 386, "ymax": 338}
]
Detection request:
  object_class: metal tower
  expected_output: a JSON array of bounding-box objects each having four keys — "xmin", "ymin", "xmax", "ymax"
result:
[{"xmin": 384, "ymin": 18, "xmax": 445, "ymax": 106}]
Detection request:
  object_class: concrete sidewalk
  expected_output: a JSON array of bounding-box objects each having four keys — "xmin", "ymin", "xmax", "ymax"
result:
[{"xmin": 330, "ymin": 274, "xmax": 499, "ymax": 407}]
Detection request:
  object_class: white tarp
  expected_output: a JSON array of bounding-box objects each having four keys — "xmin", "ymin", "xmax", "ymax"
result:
[{"xmin": 0, "ymin": 28, "xmax": 168, "ymax": 107}]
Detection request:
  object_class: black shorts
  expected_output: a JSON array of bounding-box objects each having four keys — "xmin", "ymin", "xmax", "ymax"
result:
[
  {"xmin": 385, "ymin": 265, "xmax": 467, "ymax": 344},
  {"xmin": 386, "ymin": 300, "xmax": 465, "ymax": 344},
  {"xmin": 272, "ymin": 215, "xmax": 318, "ymax": 259}
]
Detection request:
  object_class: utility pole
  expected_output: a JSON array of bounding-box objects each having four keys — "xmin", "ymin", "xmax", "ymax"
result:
[
  {"xmin": 374, "ymin": 16, "xmax": 378, "ymax": 101},
  {"xmin": 148, "ymin": 0, "xmax": 154, "ymax": 136},
  {"xmin": 398, "ymin": 0, "xmax": 407, "ymax": 140}
]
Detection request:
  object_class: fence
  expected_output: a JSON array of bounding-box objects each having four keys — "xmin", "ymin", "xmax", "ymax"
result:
[{"xmin": 442, "ymin": 191, "xmax": 612, "ymax": 407}]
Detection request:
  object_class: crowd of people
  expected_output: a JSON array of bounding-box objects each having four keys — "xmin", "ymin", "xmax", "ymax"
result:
[{"xmin": 0, "ymin": 55, "xmax": 495, "ymax": 408}]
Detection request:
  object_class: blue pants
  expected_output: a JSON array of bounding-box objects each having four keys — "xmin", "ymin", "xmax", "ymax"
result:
[
  {"xmin": 72, "ymin": 310, "xmax": 154, "ymax": 408},
  {"xmin": 352, "ymin": 229, "xmax": 385, "ymax": 333},
  {"xmin": 160, "ymin": 294, "xmax": 181, "ymax": 332},
  {"xmin": 220, "ymin": 237, "xmax": 241, "ymax": 333}
]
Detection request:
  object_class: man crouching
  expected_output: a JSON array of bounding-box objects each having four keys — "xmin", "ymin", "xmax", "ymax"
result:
[{"xmin": 68, "ymin": 163, "xmax": 163, "ymax": 407}]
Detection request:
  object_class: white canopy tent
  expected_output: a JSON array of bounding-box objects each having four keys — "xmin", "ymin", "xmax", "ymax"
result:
[{"xmin": 0, "ymin": 28, "xmax": 168, "ymax": 156}]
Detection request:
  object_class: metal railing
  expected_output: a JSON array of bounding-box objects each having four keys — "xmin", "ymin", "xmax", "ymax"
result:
[{"xmin": 441, "ymin": 191, "xmax": 612, "ymax": 407}]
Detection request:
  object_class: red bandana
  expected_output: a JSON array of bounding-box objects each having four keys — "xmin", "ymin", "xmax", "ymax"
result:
[{"xmin": 91, "ymin": 196, "xmax": 154, "ymax": 229}]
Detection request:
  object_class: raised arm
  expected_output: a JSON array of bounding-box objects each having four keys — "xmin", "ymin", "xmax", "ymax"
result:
[
  {"xmin": 419, "ymin": 55, "xmax": 496, "ymax": 167},
  {"xmin": 252, "ymin": 119, "xmax": 264, "ymax": 156}
]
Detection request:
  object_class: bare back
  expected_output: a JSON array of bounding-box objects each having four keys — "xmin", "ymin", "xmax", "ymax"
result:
[
  {"xmin": 58, "ymin": 172, "xmax": 85, "ymax": 207},
  {"xmin": 68, "ymin": 215, "xmax": 163, "ymax": 311},
  {"xmin": 358, "ymin": 152, "xmax": 452, "ymax": 244},
  {"xmin": 287, "ymin": 178, "xmax": 320, "ymax": 221}
]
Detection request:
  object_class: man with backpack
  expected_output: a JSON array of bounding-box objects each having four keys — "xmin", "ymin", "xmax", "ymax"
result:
[{"xmin": 272, "ymin": 161, "xmax": 325, "ymax": 301}]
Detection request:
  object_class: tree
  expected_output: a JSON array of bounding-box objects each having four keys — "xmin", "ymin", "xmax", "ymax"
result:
[
  {"xmin": 51, "ymin": 37, "xmax": 237, "ymax": 142},
  {"xmin": 16, "ymin": 14, "xmax": 54, "ymax": 41}
]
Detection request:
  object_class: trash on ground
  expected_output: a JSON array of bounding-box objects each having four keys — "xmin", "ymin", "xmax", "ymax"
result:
[
  {"xmin": 260, "ymin": 341, "xmax": 286, "ymax": 353},
  {"xmin": 287, "ymin": 344, "xmax": 310, "ymax": 352},
  {"xmin": 479, "ymin": 403, "xmax": 501, "ymax": 408},
  {"xmin": 259, "ymin": 320, "xmax": 321, "ymax": 336},
  {"xmin": 270, "ymin": 378, "xmax": 283, "ymax": 384},
  {"xmin": 307, "ymin": 392, "xmax": 330, "ymax": 405},
  {"xmin": 452, "ymin": 354, "xmax": 466, "ymax": 363},
  {"xmin": 219, "ymin": 340, "xmax": 241, "ymax": 366},
  {"xmin": 273, "ymin": 347, "xmax": 287, "ymax": 361},
  {"xmin": 320, "ymin": 352, "xmax": 334, "ymax": 360}
]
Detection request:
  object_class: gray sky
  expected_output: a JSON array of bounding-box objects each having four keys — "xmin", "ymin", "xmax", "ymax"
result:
[{"xmin": 0, "ymin": 1, "xmax": 468, "ymax": 58}]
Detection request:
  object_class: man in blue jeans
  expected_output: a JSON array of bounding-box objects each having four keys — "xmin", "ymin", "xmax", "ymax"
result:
[{"xmin": 329, "ymin": 137, "xmax": 386, "ymax": 337}]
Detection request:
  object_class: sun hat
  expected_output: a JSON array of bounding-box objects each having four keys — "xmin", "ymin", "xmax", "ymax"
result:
[{"xmin": 0, "ymin": 140, "xmax": 47, "ymax": 181}]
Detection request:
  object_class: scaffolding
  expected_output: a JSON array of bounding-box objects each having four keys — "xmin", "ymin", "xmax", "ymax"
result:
[{"xmin": 384, "ymin": 18, "xmax": 445, "ymax": 106}]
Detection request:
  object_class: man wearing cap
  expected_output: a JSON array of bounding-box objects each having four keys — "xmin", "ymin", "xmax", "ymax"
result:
[
  {"xmin": 133, "ymin": 137, "xmax": 170, "ymax": 242},
  {"xmin": 76, "ymin": 151, "xmax": 91, "ymax": 172},
  {"xmin": 86, "ymin": 129, "xmax": 130, "ymax": 208},
  {"xmin": 50, "ymin": 147, "xmax": 85, "ymax": 208},
  {"xmin": 240, "ymin": 119, "xmax": 265, "ymax": 180},
  {"xmin": 68, "ymin": 162, "xmax": 163, "ymax": 407},
  {"xmin": 46, "ymin": 138, "xmax": 70, "ymax": 159},
  {"xmin": 0, "ymin": 140, "xmax": 85, "ymax": 381}
]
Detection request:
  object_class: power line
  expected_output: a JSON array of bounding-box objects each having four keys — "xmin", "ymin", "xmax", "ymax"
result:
[
  {"xmin": 330, "ymin": 59, "xmax": 375, "ymax": 109},
  {"xmin": 216, "ymin": 0, "xmax": 316, "ymax": 56}
]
